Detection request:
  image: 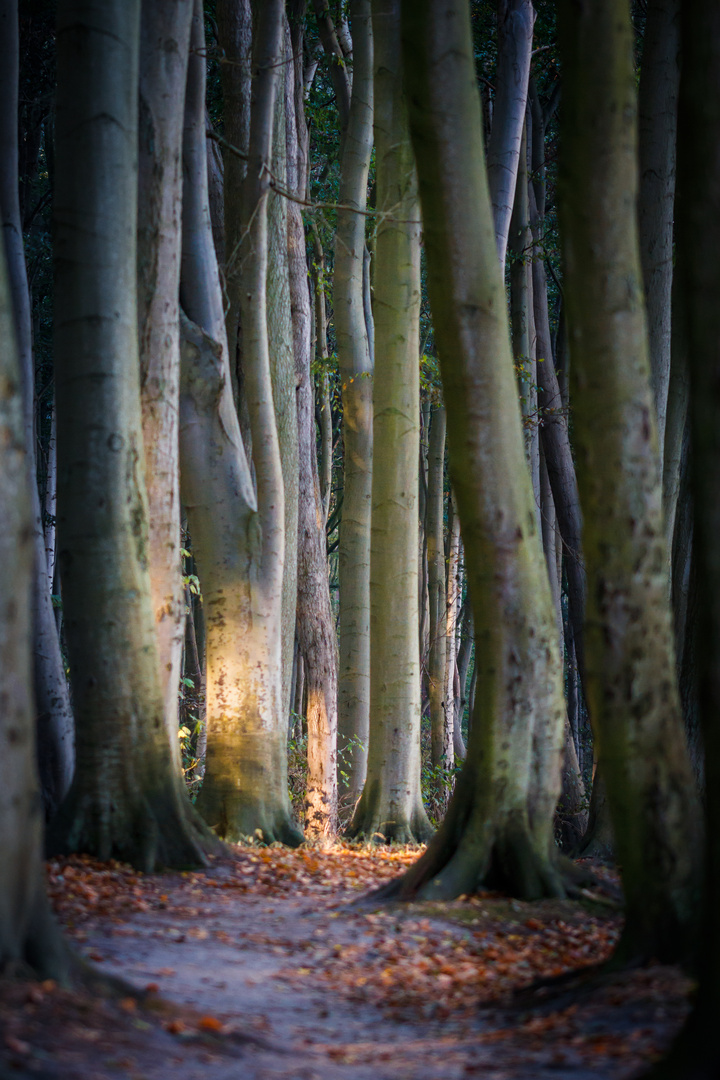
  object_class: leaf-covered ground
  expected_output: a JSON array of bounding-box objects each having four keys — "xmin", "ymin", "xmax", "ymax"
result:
[{"xmin": 0, "ymin": 845, "xmax": 692, "ymax": 1078}]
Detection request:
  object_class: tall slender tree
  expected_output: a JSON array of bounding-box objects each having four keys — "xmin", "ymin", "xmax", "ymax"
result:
[
  {"xmin": 0, "ymin": 231, "xmax": 69, "ymax": 981},
  {"xmin": 332, "ymin": 0, "xmax": 375, "ymax": 801},
  {"xmin": 348, "ymin": 0, "xmax": 431, "ymax": 844},
  {"xmin": 179, "ymin": 1, "xmax": 301, "ymax": 845},
  {"xmin": 287, "ymin": 4, "xmax": 339, "ymax": 838},
  {"xmin": 0, "ymin": 0, "xmax": 74, "ymax": 816},
  {"xmin": 137, "ymin": 0, "xmax": 194, "ymax": 742},
  {"xmin": 388, "ymin": 0, "xmax": 569, "ymax": 898},
  {"xmin": 558, "ymin": 0, "xmax": 701, "ymax": 963},
  {"xmin": 649, "ymin": 1, "xmax": 720, "ymax": 1071}
]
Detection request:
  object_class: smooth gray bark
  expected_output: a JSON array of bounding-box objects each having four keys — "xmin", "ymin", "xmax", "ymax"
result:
[
  {"xmin": 486, "ymin": 0, "xmax": 535, "ymax": 277},
  {"xmin": 51, "ymin": 0, "xmax": 213, "ymax": 870},
  {"xmin": 0, "ymin": 0, "xmax": 74, "ymax": 816}
]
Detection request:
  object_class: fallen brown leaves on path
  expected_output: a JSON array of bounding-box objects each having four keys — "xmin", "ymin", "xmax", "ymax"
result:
[{"xmin": 0, "ymin": 844, "xmax": 694, "ymax": 1079}]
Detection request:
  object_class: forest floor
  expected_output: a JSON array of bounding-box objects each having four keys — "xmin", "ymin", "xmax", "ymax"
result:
[{"xmin": 0, "ymin": 845, "xmax": 692, "ymax": 1080}]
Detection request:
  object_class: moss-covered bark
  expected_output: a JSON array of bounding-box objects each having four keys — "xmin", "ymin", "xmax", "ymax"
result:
[
  {"xmin": 385, "ymin": 0, "xmax": 568, "ymax": 899},
  {"xmin": 558, "ymin": 0, "xmax": 701, "ymax": 963}
]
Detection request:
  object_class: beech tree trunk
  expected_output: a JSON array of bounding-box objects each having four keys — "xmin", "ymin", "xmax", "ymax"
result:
[
  {"xmin": 390, "ymin": 0, "xmax": 569, "ymax": 900},
  {"xmin": 558, "ymin": 0, "xmax": 701, "ymax": 963},
  {"xmin": 651, "ymin": 3, "xmax": 720, "ymax": 1070},
  {"xmin": 0, "ymin": 0, "xmax": 74, "ymax": 817},
  {"xmin": 287, "ymin": 6, "xmax": 339, "ymax": 839},
  {"xmin": 486, "ymin": 0, "xmax": 535, "ymax": 277},
  {"xmin": 137, "ymin": 0, "xmax": 194, "ymax": 743},
  {"xmin": 179, "ymin": 1, "xmax": 301, "ymax": 846},
  {"xmin": 50, "ymin": 0, "xmax": 214, "ymax": 870},
  {"xmin": 267, "ymin": 61, "xmax": 299, "ymax": 722},
  {"xmin": 426, "ymin": 406, "xmax": 450, "ymax": 770},
  {"xmin": 348, "ymin": 0, "xmax": 432, "ymax": 844},
  {"xmin": 638, "ymin": 0, "xmax": 680, "ymax": 464},
  {"xmin": 333, "ymin": 0, "xmax": 374, "ymax": 801},
  {"xmin": 0, "ymin": 230, "xmax": 69, "ymax": 981}
]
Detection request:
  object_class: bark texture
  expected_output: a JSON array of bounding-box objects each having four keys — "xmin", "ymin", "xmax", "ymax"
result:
[
  {"xmin": 0, "ymin": 228, "xmax": 69, "ymax": 981},
  {"xmin": 137, "ymin": 0, "xmax": 194, "ymax": 742},
  {"xmin": 333, "ymin": 0, "xmax": 374, "ymax": 801},
  {"xmin": 0, "ymin": 0, "xmax": 74, "ymax": 816},
  {"xmin": 486, "ymin": 0, "xmax": 535, "ymax": 276},
  {"xmin": 558, "ymin": 0, "xmax": 701, "ymax": 963},
  {"xmin": 180, "ymin": 1, "xmax": 301, "ymax": 845},
  {"xmin": 287, "ymin": 9, "xmax": 339, "ymax": 839},
  {"xmin": 638, "ymin": 0, "xmax": 680, "ymax": 462},
  {"xmin": 51, "ymin": 0, "xmax": 213, "ymax": 870},
  {"xmin": 426, "ymin": 406, "xmax": 450, "ymax": 769},
  {"xmin": 391, "ymin": 0, "xmax": 568, "ymax": 900},
  {"xmin": 651, "ymin": 3, "xmax": 720, "ymax": 1070},
  {"xmin": 348, "ymin": 0, "xmax": 431, "ymax": 844}
]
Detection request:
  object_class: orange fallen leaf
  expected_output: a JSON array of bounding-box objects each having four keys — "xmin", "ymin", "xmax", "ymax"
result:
[{"xmin": 198, "ymin": 1015, "xmax": 224, "ymax": 1032}]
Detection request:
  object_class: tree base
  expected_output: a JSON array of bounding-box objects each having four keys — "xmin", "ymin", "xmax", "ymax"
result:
[
  {"xmin": 47, "ymin": 774, "xmax": 220, "ymax": 872},
  {"xmin": 196, "ymin": 783, "xmax": 303, "ymax": 847},
  {"xmin": 373, "ymin": 801, "xmax": 575, "ymax": 903},
  {"xmin": 345, "ymin": 786, "xmax": 434, "ymax": 844}
]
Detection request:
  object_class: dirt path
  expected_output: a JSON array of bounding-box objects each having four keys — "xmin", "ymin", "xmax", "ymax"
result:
[{"xmin": 0, "ymin": 848, "xmax": 692, "ymax": 1079}]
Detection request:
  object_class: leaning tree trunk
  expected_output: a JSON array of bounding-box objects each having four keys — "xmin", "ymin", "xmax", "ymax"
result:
[
  {"xmin": 137, "ymin": 0, "xmax": 194, "ymax": 744},
  {"xmin": 287, "ymin": 7, "xmax": 339, "ymax": 839},
  {"xmin": 649, "ymin": 4, "xmax": 720, "ymax": 1073},
  {"xmin": 558, "ymin": 0, "xmax": 701, "ymax": 964},
  {"xmin": 426, "ymin": 405, "xmax": 450, "ymax": 770},
  {"xmin": 348, "ymin": 0, "xmax": 432, "ymax": 844},
  {"xmin": 388, "ymin": 0, "xmax": 569, "ymax": 900},
  {"xmin": 0, "ymin": 0, "xmax": 74, "ymax": 817},
  {"xmin": 50, "ymin": 0, "xmax": 215, "ymax": 871},
  {"xmin": 334, "ymin": 0, "xmax": 374, "ymax": 801},
  {"xmin": 0, "ymin": 230, "xmax": 70, "ymax": 982},
  {"xmin": 179, "ymin": 1, "xmax": 301, "ymax": 846},
  {"xmin": 638, "ymin": 0, "xmax": 680, "ymax": 467}
]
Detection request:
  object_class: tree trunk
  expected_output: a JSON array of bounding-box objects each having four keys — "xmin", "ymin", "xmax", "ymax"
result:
[
  {"xmin": 348, "ymin": 0, "xmax": 431, "ymax": 844},
  {"xmin": 287, "ymin": 8, "xmax": 339, "ymax": 839},
  {"xmin": 0, "ymin": 0, "xmax": 74, "ymax": 817},
  {"xmin": 137, "ymin": 0, "xmax": 194, "ymax": 745},
  {"xmin": 486, "ymin": 0, "xmax": 535, "ymax": 277},
  {"xmin": 444, "ymin": 495, "xmax": 461, "ymax": 765},
  {"xmin": 652, "ymin": 5, "xmax": 720, "ymax": 1065},
  {"xmin": 179, "ymin": 1, "xmax": 301, "ymax": 846},
  {"xmin": 267, "ymin": 62, "xmax": 299, "ymax": 722},
  {"xmin": 391, "ymin": 0, "xmax": 569, "ymax": 900},
  {"xmin": 638, "ymin": 0, "xmax": 680, "ymax": 464},
  {"xmin": 0, "ymin": 226, "xmax": 70, "ymax": 981},
  {"xmin": 530, "ymin": 179, "xmax": 586, "ymax": 686},
  {"xmin": 426, "ymin": 406, "xmax": 449, "ymax": 769},
  {"xmin": 508, "ymin": 122, "xmax": 539, "ymax": 517},
  {"xmin": 558, "ymin": 0, "xmax": 701, "ymax": 963},
  {"xmin": 217, "ymin": 0, "xmax": 252, "ymax": 412},
  {"xmin": 50, "ymin": 0, "xmax": 214, "ymax": 870},
  {"xmin": 334, "ymin": 0, "xmax": 374, "ymax": 802}
]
